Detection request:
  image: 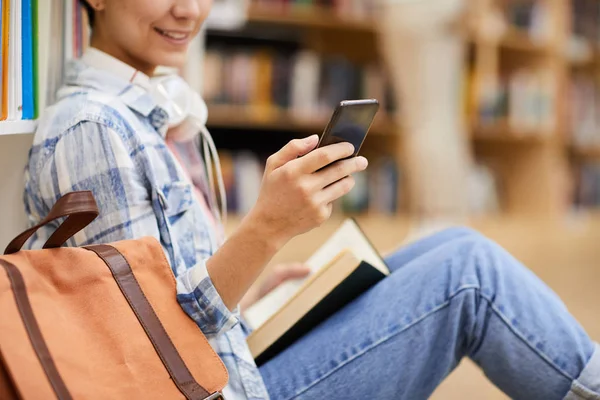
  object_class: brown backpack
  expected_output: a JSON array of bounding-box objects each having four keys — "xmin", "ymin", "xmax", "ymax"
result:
[{"xmin": 0, "ymin": 191, "xmax": 228, "ymax": 399}]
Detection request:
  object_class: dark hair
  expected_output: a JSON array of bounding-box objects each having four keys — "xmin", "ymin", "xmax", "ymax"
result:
[{"xmin": 80, "ymin": 0, "xmax": 95, "ymax": 27}]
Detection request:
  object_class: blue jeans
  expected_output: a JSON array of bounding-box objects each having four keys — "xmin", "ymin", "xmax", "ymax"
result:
[{"xmin": 258, "ymin": 228, "xmax": 600, "ymax": 399}]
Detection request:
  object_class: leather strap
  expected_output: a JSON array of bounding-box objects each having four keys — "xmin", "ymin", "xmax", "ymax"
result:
[
  {"xmin": 0, "ymin": 259, "xmax": 73, "ymax": 400},
  {"xmin": 4, "ymin": 191, "xmax": 99, "ymax": 255},
  {"xmin": 0, "ymin": 350, "xmax": 21, "ymax": 400},
  {"xmin": 85, "ymin": 244, "xmax": 216, "ymax": 400}
]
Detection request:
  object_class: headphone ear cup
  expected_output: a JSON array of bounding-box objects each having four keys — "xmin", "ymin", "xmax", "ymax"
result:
[
  {"xmin": 150, "ymin": 74, "xmax": 209, "ymax": 141},
  {"xmin": 190, "ymin": 91, "xmax": 208, "ymax": 127},
  {"xmin": 151, "ymin": 75, "xmax": 192, "ymax": 127}
]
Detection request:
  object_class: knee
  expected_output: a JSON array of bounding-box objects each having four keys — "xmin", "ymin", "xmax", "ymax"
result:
[
  {"xmin": 437, "ymin": 226, "xmax": 482, "ymax": 239},
  {"xmin": 448, "ymin": 229, "xmax": 520, "ymax": 287},
  {"xmin": 424, "ymin": 226, "xmax": 486, "ymax": 246}
]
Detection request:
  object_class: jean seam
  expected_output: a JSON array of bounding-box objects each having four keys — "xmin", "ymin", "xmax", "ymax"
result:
[
  {"xmin": 286, "ymin": 284, "xmax": 480, "ymax": 400},
  {"xmin": 479, "ymin": 292, "xmax": 576, "ymax": 382}
]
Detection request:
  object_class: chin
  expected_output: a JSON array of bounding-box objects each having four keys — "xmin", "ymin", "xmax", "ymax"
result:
[{"xmin": 153, "ymin": 52, "xmax": 188, "ymax": 70}]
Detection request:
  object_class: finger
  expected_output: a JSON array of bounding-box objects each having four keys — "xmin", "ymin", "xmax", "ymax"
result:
[
  {"xmin": 295, "ymin": 142, "xmax": 356, "ymax": 174},
  {"xmin": 314, "ymin": 156, "xmax": 368, "ymax": 189},
  {"xmin": 266, "ymin": 135, "xmax": 319, "ymax": 171},
  {"xmin": 276, "ymin": 263, "xmax": 311, "ymax": 280},
  {"xmin": 317, "ymin": 175, "xmax": 356, "ymax": 204}
]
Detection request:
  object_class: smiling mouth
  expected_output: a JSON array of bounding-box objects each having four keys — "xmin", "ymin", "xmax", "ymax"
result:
[{"xmin": 154, "ymin": 27, "xmax": 190, "ymax": 41}]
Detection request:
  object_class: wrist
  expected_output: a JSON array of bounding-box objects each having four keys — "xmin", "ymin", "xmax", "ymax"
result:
[{"xmin": 240, "ymin": 209, "xmax": 289, "ymax": 255}]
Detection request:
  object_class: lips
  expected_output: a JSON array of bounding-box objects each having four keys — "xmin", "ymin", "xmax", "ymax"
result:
[{"xmin": 154, "ymin": 27, "xmax": 191, "ymax": 41}]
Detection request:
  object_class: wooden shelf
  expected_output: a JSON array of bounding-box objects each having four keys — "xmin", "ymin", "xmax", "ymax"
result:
[
  {"xmin": 570, "ymin": 145, "xmax": 600, "ymax": 160},
  {"xmin": 207, "ymin": 105, "xmax": 398, "ymax": 136},
  {"xmin": 499, "ymin": 28, "xmax": 552, "ymax": 53},
  {"xmin": 245, "ymin": 7, "xmax": 547, "ymax": 55},
  {"xmin": 245, "ymin": 4, "xmax": 375, "ymax": 34},
  {"xmin": 0, "ymin": 120, "xmax": 37, "ymax": 136},
  {"xmin": 472, "ymin": 122, "xmax": 552, "ymax": 144},
  {"xmin": 472, "ymin": 27, "xmax": 553, "ymax": 54}
]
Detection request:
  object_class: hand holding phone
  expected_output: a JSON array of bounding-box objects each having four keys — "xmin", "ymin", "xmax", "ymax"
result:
[
  {"xmin": 316, "ymin": 99, "xmax": 379, "ymax": 159},
  {"xmin": 248, "ymin": 103, "xmax": 376, "ymax": 245}
]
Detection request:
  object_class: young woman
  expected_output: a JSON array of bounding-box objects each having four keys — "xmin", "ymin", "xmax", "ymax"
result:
[{"xmin": 23, "ymin": 1, "xmax": 599, "ymax": 399}]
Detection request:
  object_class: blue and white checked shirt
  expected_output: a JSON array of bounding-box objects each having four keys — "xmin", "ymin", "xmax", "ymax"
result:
[{"xmin": 23, "ymin": 49, "xmax": 270, "ymax": 399}]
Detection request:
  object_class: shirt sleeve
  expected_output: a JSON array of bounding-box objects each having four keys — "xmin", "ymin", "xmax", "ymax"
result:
[{"xmin": 25, "ymin": 121, "xmax": 238, "ymax": 337}]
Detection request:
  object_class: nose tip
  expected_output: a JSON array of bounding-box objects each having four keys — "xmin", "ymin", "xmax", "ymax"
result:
[{"xmin": 173, "ymin": 0, "xmax": 203, "ymax": 20}]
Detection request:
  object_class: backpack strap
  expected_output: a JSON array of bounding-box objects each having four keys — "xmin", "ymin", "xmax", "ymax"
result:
[
  {"xmin": 4, "ymin": 191, "xmax": 99, "ymax": 255},
  {"xmin": 84, "ymin": 244, "xmax": 222, "ymax": 400},
  {"xmin": 0, "ymin": 259, "xmax": 73, "ymax": 399}
]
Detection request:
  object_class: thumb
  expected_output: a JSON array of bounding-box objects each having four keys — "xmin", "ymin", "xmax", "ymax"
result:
[
  {"xmin": 268, "ymin": 135, "xmax": 319, "ymax": 171},
  {"xmin": 278, "ymin": 263, "xmax": 311, "ymax": 281}
]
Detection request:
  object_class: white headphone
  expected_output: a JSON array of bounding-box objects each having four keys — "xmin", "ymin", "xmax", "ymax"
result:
[
  {"xmin": 150, "ymin": 74, "xmax": 228, "ymax": 226},
  {"xmin": 149, "ymin": 74, "xmax": 208, "ymax": 140}
]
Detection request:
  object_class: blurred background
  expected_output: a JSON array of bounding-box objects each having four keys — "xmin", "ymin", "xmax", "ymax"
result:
[{"xmin": 0, "ymin": 0, "xmax": 599, "ymax": 398}]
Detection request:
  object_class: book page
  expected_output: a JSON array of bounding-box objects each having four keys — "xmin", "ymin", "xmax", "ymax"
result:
[
  {"xmin": 308, "ymin": 219, "xmax": 388, "ymax": 275},
  {"xmin": 243, "ymin": 219, "xmax": 388, "ymax": 330}
]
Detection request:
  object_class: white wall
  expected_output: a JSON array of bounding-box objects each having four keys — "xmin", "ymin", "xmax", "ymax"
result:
[{"xmin": 0, "ymin": 134, "xmax": 34, "ymax": 249}]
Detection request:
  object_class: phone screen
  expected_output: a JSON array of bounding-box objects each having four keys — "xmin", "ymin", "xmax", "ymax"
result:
[{"xmin": 319, "ymin": 101, "xmax": 379, "ymax": 156}]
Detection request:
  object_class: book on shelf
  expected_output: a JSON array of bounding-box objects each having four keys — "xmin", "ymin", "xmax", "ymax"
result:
[
  {"xmin": 574, "ymin": 162, "xmax": 600, "ymax": 208},
  {"xmin": 202, "ymin": 46, "xmax": 396, "ymax": 121},
  {"xmin": 502, "ymin": 0, "xmax": 551, "ymax": 43},
  {"xmin": 569, "ymin": 74, "xmax": 600, "ymax": 149},
  {"xmin": 205, "ymin": 0, "xmax": 248, "ymax": 30},
  {"xmin": 244, "ymin": 218, "xmax": 389, "ymax": 366},
  {"xmin": 470, "ymin": 66, "xmax": 556, "ymax": 135},
  {"xmin": 218, "ymin": 150, "xmax": 401, "ymax": 215},
  {"xmin": 0, "ymin": 0, "xmax": 88, "ymax": 124}
]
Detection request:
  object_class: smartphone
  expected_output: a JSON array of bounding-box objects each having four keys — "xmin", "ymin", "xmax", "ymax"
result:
[{"xmin": 316, "ymin": 99, "xmax": 380, "ymax": 158}]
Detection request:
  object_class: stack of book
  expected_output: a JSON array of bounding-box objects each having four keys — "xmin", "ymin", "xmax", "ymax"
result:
[
  {"xmin": 571, "ymin": 0, "xmax": 599, "ymax": 41},
  {"xmin": 474, "ymin": 67, "xmax": 556, "ymax": 134},
  {"xmin": 574, "ymin": 162, "xmax": 600, "ymax": 208},
  {"xmin": 502, "ymin": 0, "xmax": 551, "ymax": 42},
  {"xmin": 569, "ymin": 74, "xmax": 600, "ymax": 149},
  {"xmin": 568, "ymin": 0, "xmax": 600, "ymax": 62},
  {"xmin": 1, "ymin": 0, "xmax": 38, "ymax": 121},
  {"xmin": 0, "ymin": 0, "xmax": 89, "ymax": 122},
  {"xmin": 203, "ymin": 47, "xmax": 394, "ymax": 121},
  {"xmin": 219, "ymin": 150, "xmax": 401, "ymax": 215}
]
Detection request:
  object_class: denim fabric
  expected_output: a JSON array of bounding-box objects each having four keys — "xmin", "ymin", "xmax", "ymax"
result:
[{"xmin": 259, "ymin": 228, "xmax": 600, "ymax": 400}]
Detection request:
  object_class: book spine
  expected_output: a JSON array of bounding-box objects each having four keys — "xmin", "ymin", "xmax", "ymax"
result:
[
  {"xmin": 31, "ymin": 0, "xmax": 38, "ymax": 118},
  {"xmin": 204, "ymin": 44, "xmax": 395, "ymax": 121},
  {"xmin": 21, "ymin": 0, "xmax": 33, "ymax": 120},
  {"xmin": 0, "ymin": 0, "xmax": 6, "ymax": 121}
]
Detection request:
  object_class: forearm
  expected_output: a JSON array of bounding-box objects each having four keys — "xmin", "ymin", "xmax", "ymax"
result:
[
  {"xmin": 207, "ymin": 212, "xmax": 287, "ymax": 310},
  {"xmin": 207, "ymin": 137, "xmax": 367, "ymax": 311}
]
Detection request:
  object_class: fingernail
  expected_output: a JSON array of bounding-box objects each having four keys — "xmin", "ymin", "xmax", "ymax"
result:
[
  {"xmin": 358, "ymin": 157, "xmax": 368, "ymax": 168},
  {"xmin": 306, "ymin": 134, "xmax": 319, "ymax": 143}
]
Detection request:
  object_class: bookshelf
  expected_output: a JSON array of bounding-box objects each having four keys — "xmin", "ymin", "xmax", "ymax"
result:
[
  {"xmin": 0, "ymin": 121, "xmax": 37, "ymax": 136},
  {"xmin": 205, "ymin": 0, "xmax": 585, "ymax": 218},
  {"xmin": 207, "ymin": 105, "xmax": 396, "ymax": 136},
  {"xmin": 566, "ymin": 0, "xmax": 600, "ymax": 210},
  {"xmin": 571, "ymin": 146, "xmax": 600, "ymax": 160},
  {"xmin": 472, "ymin": 120, "xmax": 553, "ymax": 143}
]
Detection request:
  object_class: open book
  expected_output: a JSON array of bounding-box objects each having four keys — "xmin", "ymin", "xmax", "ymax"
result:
[{"xmin": 244, "ymin": 219, "xmax": 389, "ymax": 366}]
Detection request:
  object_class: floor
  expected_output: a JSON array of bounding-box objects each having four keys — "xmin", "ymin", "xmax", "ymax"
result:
[{"xmin": 227, "ymin": 213, "xmax": 600, "ymax": 398}]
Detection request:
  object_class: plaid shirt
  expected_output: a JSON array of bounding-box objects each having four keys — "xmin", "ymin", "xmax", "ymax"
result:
[{"xmin": 23, "ymin": 51, "xmax": 270, "ymax": 399}]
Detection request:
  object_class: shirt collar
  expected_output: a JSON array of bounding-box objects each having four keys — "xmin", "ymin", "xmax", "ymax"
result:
[
  {"xmin": 81, "ymin": 48, "xmax": 152, "ymax": 90},
  {"xmin": 61, "ymin": 47, "xmax": 168, "ymax": 132}
]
